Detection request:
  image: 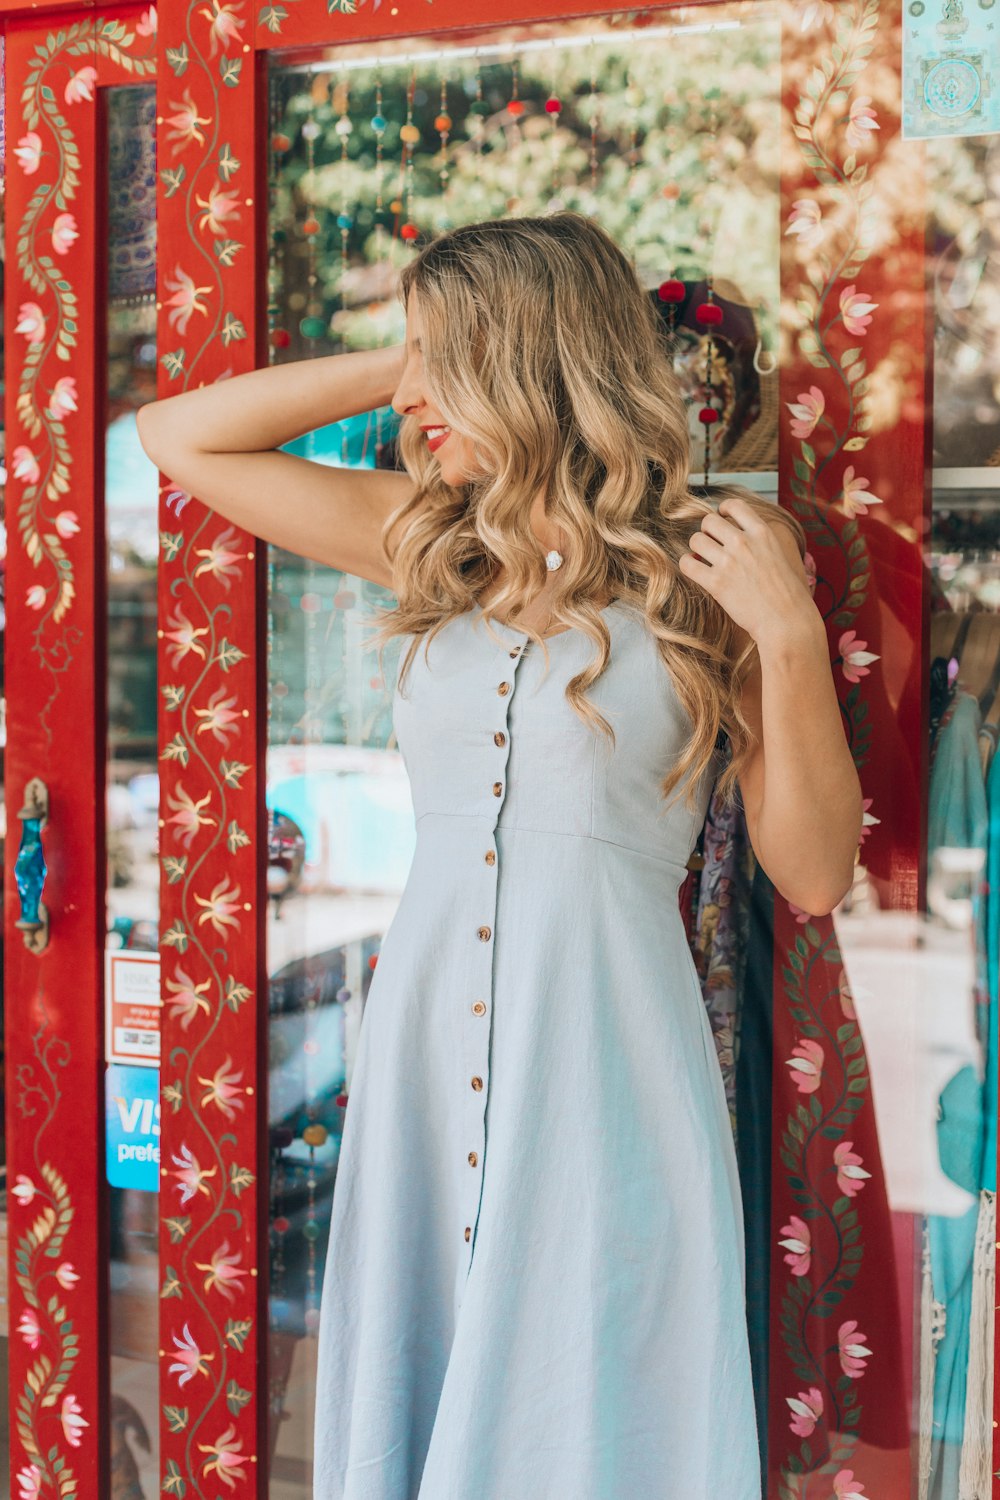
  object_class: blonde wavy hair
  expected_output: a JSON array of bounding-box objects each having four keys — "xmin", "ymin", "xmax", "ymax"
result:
[{"xmin": 370, "ymin": 212, "xmax": 806, "ymax": 811}]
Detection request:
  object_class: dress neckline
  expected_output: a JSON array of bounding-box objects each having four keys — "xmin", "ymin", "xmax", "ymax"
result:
[{"xmin": 474, "ymin": 598, "xmax": 623, "ymax": 643}]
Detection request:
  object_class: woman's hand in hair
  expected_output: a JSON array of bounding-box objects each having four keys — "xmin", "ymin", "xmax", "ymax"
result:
[
  {"xmin": 677, "ymin": 493, "xmax": 816, "ymax": 649},
  {"xmin": 681, "ymin": 493, "xmax": 863, "ymax": 917}
]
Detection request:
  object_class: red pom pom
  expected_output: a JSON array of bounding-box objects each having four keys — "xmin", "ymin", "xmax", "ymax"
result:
[
  {"xmin": 401, "ymin": 222, "xmax": 419, "ymax": 242},
  {"xmin": 695, "ymin": 302, "xmax": 723, "ymax": 326},
  {"xmin": 273, "ymin": 1216, "xmax": 290, "ymax": 1235},
  {"xmin": 698, "ymin": 406, "xmax": 720, "ymax": 426},
  {"xmin": 335, "ymin": 1092, "xmax": 349, "ymax": 1108},
  {"xmin": 507, "ymin": 99, "xmax": 525, "ymax": 116},
  {"xmin": 545, "ymin": 97, "xmax": 562, "ymax": 113},
  {"xmin": 368, "ymin": 953, "xmax": 379, "ymax": 969},
  {"xmin": 658, "ymin": 279, "xmax": 685, "ymax": 303},
  {"xmin": 270, "ymin": 327, "xmax": 291, "ymax": 349}
]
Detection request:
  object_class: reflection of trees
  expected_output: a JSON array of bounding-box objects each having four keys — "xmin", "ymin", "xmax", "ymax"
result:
[
  {"xmin": 926, "ymin": 134, "xmax": 1000, "ymax": 467},
  {"xmin": 269, "ymin": 6, "xmax": 782, "ymax": 352}
]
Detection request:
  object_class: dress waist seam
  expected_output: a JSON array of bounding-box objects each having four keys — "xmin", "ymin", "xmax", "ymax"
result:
[{"xmin": 413, "ymin": 809, "xmax": 691, "ymax": 875}]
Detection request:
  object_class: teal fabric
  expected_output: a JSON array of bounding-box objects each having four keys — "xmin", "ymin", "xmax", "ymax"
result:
[
  {"xmin": 982, "ymin": 739, "xmax": 1000, "ymax": 1195},
  {"xmin": 313, "ymin": 601, "xmax": 760, "ymax": 1498},
  {"xmin": 927, "ymin": 690, "xmax": 991, "ymax": 1496}
]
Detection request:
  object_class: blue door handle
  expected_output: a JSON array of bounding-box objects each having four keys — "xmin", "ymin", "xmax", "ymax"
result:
[{"xmin": 14, "ymin": 777, "xmax": 49, "ymax": 953}]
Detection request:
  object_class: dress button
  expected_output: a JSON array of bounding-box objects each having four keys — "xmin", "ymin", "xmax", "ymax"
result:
[
  {"xmin": 493, "ymin": 781, "xmax": 503, "ymax": 796},
  {"xmin": 494, "ymin": 731, "xmax": 506, "ymax": 747},
  {"xmin": 484, "ymin": 850, "xmax": 496, "ymax": 865},
  {"xmin": 471, "ymin": 1076, "xmax": 483, "ymax": 1091},
  {"xmin": 472, "ymin": 1001, "xmax": 487, "ymax": 1016},
  {"xmin": 477, "ymin": 925, "xmax": 491, "ymax": 941},
  {"xmin": 468, "ymin": 1151, "xmax": 478, "ymax": 1167},
  {"xmin": 464, "ymin": 1226, "xmax": 471, "ymax": 1242},
  {"xmin": 497, "ymin": 681, "xmax": 511, "ymax": 696}
]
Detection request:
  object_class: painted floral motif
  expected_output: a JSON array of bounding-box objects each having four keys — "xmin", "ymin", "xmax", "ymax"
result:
[
  {"xmin": 786, "ymin": 1037, "xmax": 825, "ymax": 1093},
  {"xmin": 197, "ymin": 1422, "xmax": 249, "ymax": 1488},
  {"xmin": 833, "ymin": 1140, "xmax": 872, "ymax": 1196},
  {"xmin": 837, "ymin": 630, "xmax": 880, "ymax": 684},
  {"xmin": 837, "ymin": 1320, "xmax": 873, "ymax": 1379},
  {"xmin": 193, "ymin": 1240, "xmax": 249, "ymax": 1302},
  {"xmin": 166, "ymin": 966, "xmax": 214, "ymax": 1029},
  {"xmin": 169, "ymin": 1322, "xmax": 216, "ymax": 1386},
  {"xmin": 837, "ymin": 466, "xmax": 883, "ymax": 517},
  {"xmin": 787, "ymin": 385, "xmax": 826, "ymax": 441},
  {"xmin": 779, "ymin": 1216, "xmax": 813, "ymax": 1277},
  {"xmin": 171, "ymin": 1143, "xmax": 219, "ymax": 1205},
  {"xmin": 787, "ymin": 1386, "xmax": 824, "ymax": 1437}
]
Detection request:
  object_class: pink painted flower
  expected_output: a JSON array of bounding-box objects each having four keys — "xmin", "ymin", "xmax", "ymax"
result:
[
  {"xmin": 52, "ymin": 213, "xmax": 79, "ymax": 255},
  {"xmin": 194, "ymin": 878, "xmax": 243, "ymax": 937},
  {"xmin": 48, "ymin": 376, "xmax": 79, "ymax": 421},
  {"xmin": 136, "ymin": 4, "xmax": 158, "ymax": 34},
  {"xmin": 55, "ymin": 1262, "xmax": 80, "ymax": 1289},
  {"xmin": 787, "ymin": 900, "xmax": 813, "ymax": 924},
  {"xmin": 779, "ymin": 1215, "xmax": 812, "ymax": 1277},
  {"xmin": 803, "ymin": 550, "xmax": 817, "ymax": 596},
  {"xmin": 834, "ymin": 1469, "xmax": 869, "ymax": 1498},
  {"xmin": 198, "ymin": 1421, "xmax": 248, "ymax": 1489},
  {"xmin": 166, "ymin": 965, "xmax": 213, "ymax": 1030},
  {"xmin": 16, "ymin": 303, "xmax": 47, "ymax": 346},
  {"xmin": 786, "ymin": 199, "xmax": 824, "ymax": 248},
  {"xmin": 11, "ymin": 446, "xmax": 41, "ymax": 484},
  {"xmin": 55, "ymin": 511, "xmax": 80, "ymax": 540},
  {"xmin": 12, "ymin": 1175, "xmax": 37, "ymax": 1205},
  {"xmin": 786, "ymin": 1039, "xmax": 824, "ymax": 1094},
  {"xmin": 838, "ymin": 1319, "xmax": 872, "ymax": 1378},
  {"xmin": 166, "ymin": 87, "xmax": 212, "ymax": 151},
  {"xmin": 166, "ymin": 783, "xmax": 217, "ymax": 849},
  {"xmin": 786, "ymin": 385, "xmax": 825, "ymax": 440},
  {"xmin": 786, "ymin": 1385, "xmax": 824, "ymax": 1438},
  {"xmin": 838, "ymin": 967, "xmax": 857, "ymax": 1020},
  {"xmin": 164, "ymin": 262, "xmax": 213, "ymax": 336},
  {"xmin": 840, "ymin": 466, "xmax": 884, "ymax": 517},
  {"xmin": 170, "ymin": 1142, "xmax": 218, "ymax": 1206},
  {"xmin": 834, "ymin": 1140, "xmax": 872, "ymax": 1197},
  {"xmin": 16, "ymin": 1464, "xmax": 42, "ymax": 1500},
  {"xmin": 26, "ymin": 586, "xmax": 47, "ymax": 611},
  {"xmin": 858, "ymin": 796, "xmax": 879, "ymax": 846},
  {"xmin": 197, "ymin": 0, "xmax": 246, "ymax": 57},
  {"xmin": 164, "ymin": 605, "xmax": 210, "ymax": 668},
  {"xmin": 846, "ymin": 95, "xmax": 880, "ymax": 151},
  {"xmin": 193, "ymin": 525, "xmax": 244, "ymax": 588},
  {"xmin": 168, "ymin": 1322, "xmax": 215, "ymax": 1386},
  {"xmin": 165, "ymin": 483, "xmax": 193, "ymax": 517},
  {"xmin": 197, "ymin": 1056, "xmax": 245, "ymax": 1120},
  {"xmin": 193, "ymin": 686, "xmax": 242, "ymax": 745},
  {"xmin": 14, "ymin": 131, "xmax": 44, "ymax": 173},
  {"xmin": 840, "ymin": 286, "xmax": 878, "ymax": 337},
  {"xmin": 17, "ymin": 1310, "xmax": 42, "ymax": 1349},
  {"xmin": 193, "ymin": 1239, "xmax": 248, "ymax": 1303},
  {"xmin": 64, "ymin": 66, "xmax": 98, "ymax": 104},
  {"xmin": 195, "ymin": 180, "xmax": 242, "ymax": 237},
  {"xmin": 61, "ymin": 1392, "xmax": 89, "ymax": 1447},
  {"xmin": 839, "ymin": 630, "xmax": 880, "ymax": 684}
]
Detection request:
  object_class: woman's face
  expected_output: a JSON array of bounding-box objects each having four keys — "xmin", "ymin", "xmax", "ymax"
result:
[{"xmin": 391, "ymin": 289, "xmax": 488, "ymax": 487}]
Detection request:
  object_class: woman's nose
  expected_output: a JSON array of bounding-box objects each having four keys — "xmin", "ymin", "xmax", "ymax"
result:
[{"xmin": 391, "ymin": 367, "xmax": 421, "ymax": 417}]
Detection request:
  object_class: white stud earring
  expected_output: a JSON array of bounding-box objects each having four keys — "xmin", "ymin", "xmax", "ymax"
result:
[{"xmin": 545, "ymin": 549, "xmax": 564, "ymax": 571}]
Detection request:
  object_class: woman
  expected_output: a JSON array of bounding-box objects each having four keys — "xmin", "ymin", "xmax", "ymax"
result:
[{"xmin": 137, "ymin": 212, "xmax": 863, "ymax": 1499}]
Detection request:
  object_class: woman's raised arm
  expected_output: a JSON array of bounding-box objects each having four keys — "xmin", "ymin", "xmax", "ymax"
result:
[{"xmin": 135, "ymin": 343, "xmax": 413, "ymax": 586}]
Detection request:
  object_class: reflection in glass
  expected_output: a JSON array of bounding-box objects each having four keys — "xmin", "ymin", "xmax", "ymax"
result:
[{"xmin": 103, "ymin": 82, "xmax": 161, "ymax": 1498}]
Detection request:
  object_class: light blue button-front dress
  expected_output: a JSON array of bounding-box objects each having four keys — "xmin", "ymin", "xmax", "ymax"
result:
[{"xmin": 313, "ymin": 599, "xmax": 761, "ymax": 1499}]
